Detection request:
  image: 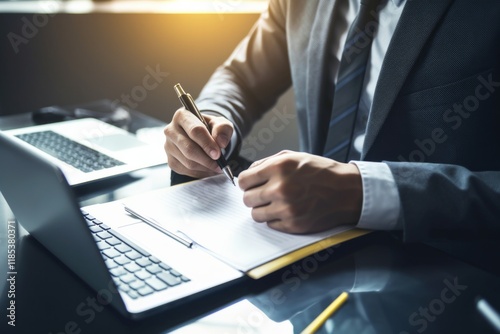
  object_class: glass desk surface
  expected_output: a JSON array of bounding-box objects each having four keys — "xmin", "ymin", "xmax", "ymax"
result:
[{"xmin": 1, "ymin": 113, "xmax": 499, "ymax": 334}]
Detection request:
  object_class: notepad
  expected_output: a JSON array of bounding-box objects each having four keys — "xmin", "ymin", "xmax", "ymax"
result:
[{"xmin": 119, "ymin": 175, "xmax": 366, "ymax": 274}]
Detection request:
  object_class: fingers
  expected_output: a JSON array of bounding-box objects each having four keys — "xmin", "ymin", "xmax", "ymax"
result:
[
  {"xmin": 164, "ymin": 108, "xmax": 234, "ymax": 178},
  {"xmin": 239, "ymin": 152, "xmax": 293, "ymax": 225},
  {"xmin": 180, "ymin": 111, "xmax": 221, "ymax": 160},
  {"xmin": 165, "ymin": 138, "xmax": 219, "ymax": 178},
  {"xmin": 250, "ymin": 204, "xmax": 281, "ymax": 223},
  {"xmin": 238, "ymin": 151, "xmax": 289, "ymax": 191},
  {"xmin": 246, "ymin": 199, "xmax": 309, "ymax": 234},
  {"xmin": 238, "ymin": 167, "xmax": 269, "ymax": 192}
]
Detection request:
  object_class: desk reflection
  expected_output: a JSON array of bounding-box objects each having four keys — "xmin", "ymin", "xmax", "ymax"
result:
[{"xmin": 172, "ymin": 236, "xmax": 500, "ymax": 334}]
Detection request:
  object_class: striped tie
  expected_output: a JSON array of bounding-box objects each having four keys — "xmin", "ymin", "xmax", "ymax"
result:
[{"xmin": 323, "ymin": 0, "xmax": 381, "ymax": 161}]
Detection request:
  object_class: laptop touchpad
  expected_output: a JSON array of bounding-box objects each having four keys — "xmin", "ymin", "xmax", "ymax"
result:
[{"xmin": 88, "ymin": 133, "xmax": 147, "ymax": 151}]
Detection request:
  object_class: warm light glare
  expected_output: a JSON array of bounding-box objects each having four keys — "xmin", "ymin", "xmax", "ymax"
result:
[
  {"xmin": 0, "ymin": 1, "xmax": 268, "ymax": 14},
  {"xmin": 65, "ymin": 0, "xmax": 94, "ymax": 14}
]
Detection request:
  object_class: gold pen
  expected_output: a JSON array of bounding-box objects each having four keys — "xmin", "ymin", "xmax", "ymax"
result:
[{"xmin": 174, "ymin": 83, "xmax": 235, "ymax": 186}]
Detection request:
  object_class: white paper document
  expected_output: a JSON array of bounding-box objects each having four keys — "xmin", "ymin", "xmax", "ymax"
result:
[{"xmin": 122, "ymin": 175, "xmax": 352, "ymax": 272}]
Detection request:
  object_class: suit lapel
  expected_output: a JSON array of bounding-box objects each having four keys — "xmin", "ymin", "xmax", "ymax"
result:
[{"xmin": 361, "ymin": 0, "xmax": 454, "ymax": 159}]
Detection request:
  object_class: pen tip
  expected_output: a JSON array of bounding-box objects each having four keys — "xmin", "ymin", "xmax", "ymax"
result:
[{"xmin": 222, "ymin": 166, "xmax": 235, "ymax": 186}]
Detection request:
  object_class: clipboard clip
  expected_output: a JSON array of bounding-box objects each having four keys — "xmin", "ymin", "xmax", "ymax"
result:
[{"xmin": 122, "ymin": 204, "xmax": 193, "ymax": 248}]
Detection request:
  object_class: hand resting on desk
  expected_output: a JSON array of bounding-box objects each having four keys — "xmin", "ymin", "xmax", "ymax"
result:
[{"xmin": 238, "ymin": 150, "xmax": 363, "ymax": 234}]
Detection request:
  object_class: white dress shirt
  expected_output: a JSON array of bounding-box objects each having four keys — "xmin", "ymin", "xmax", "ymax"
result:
[{"xmin": 332, "ymin": 0, "xmax": 406, "ymax": 230}]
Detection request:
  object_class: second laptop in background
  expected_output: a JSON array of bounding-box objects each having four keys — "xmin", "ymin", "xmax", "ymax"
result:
[{"xmin": 2, "ymin": 117, "xmax": 167, "ymax": 186}]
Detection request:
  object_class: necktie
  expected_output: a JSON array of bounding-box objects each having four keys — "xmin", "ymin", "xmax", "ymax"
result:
[{"xmin": 323, "ymin": 0, "xmax": 381, "ymax": 161}]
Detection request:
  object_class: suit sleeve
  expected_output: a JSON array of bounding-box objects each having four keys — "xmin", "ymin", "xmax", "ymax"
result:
[
  {"xmin": 195, "ymin": 0, "xmax": 292, "ymax": 145},
  {"xmin": 385, "ymin": 161, "xmax": 500, "ymax": 242}
]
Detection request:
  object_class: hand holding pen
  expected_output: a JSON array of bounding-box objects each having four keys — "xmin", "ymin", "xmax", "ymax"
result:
[{"xmin": 164, "ymin": 83, "xmax": 235, "ymax": 184}]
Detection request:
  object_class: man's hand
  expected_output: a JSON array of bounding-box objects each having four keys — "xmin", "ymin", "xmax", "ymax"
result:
[
  {"xmin": 238, "ymin": 150, "xmax": 363, "ymax": 234},
  {"xmin": 164, "ymin": 108, "xmax": 234, "ymax": 179}
]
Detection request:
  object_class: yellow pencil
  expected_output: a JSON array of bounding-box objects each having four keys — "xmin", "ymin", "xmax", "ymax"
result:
[{"xmin": 300, "ymin": 292, "xmax": 349, "ymax": 334}]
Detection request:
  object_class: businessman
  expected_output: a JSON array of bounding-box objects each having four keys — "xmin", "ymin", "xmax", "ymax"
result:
[{"xmin": 164, "ymin": 0, "xmax": 500, "ymax": 241}]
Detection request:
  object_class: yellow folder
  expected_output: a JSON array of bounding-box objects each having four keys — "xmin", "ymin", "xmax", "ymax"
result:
[{"xmin": 246, "ymin": 229, "xmax": 371, "ymax": 279}]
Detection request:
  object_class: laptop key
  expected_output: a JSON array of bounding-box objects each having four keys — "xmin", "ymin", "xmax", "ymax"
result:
[
  {"xmin": 135, "ymin": 257, "xmax": 152, "ymax": 268},
  {"xmin": 169, "ymin": 269, "xmax": 182, "ymax": 277},
  {"xmin": 134, "ymin": 270, "xmax": 152, "ymax": 281},
  {"xmin": 96, "ymin": 241, "xmax": 110, "ymax": 250},
  {"xmin": 114, "ymin": 255, "xmax": 132, "ymax": 266},
  {"xmin": 89, "ymin": 225, "xmax": 103, "ymax": 233},
  {"xmin": 129, "ymin": 280, "xmax": 146, "ymax": 290},
  {"xmin": 106, "ymin": 237, "xmax": 121, "ymax": 246},
  {"xmin": 145, "ymin": 277, "xmax": 168, "ymax": 291},
  {"xmin": 125, "ymin": 250, "xmax": 142, "ymax": 261},
  {"xmin": 157, "ymin": 272, "xmax": 181, "ymax": 287},
  {"xmin": 145, "ymin": 264, "xmax": 162, "ymax": 275},
  {"xmin": 115, "ymin": 243, "xmax": 132, "ymax": 253},
  {"xmin": 124, "ymin": 262, "xmax": 141, "ymax": 273},
  {"xmin": 83, "ymin": 212, "xmax": 95, "ymax": 220},
  {"xmin": 109, "ymin": 267, "xmax": 127, "ymax": 277},
  {"xmin": 96, "ymin": 231, "xmax": 112, "ymax": 240},
  {"xmin": 112, "ymin": 277, "xmax": 121, "ymax": 286},
  {"xmin": 102, "ymin": 248, "xmax": 121, "ymax": 259},
  {"xmin": 127, "ymin": 290, "xmax": 139, "ymax": 299},
  {"xmin": 159, "ymin": 263, "xmax": 171, "ymax": 271},
  {"xmin": 137, "ymin": 286, "xmax": 154, "ymax": 296},
  {"xmin": 149, "ymin": 255, "xmax": 161, "ymax": 264},
  {"xmin": 120, "ymin": 274, "xmax": 136, "ymax": 284},
  {"xmin": 118, "ymin": 284, "xmax": 130, "ymax": 293},
  {"xmin": 104, "ymin": 258, "xmax": 118, "ymax": 269}
]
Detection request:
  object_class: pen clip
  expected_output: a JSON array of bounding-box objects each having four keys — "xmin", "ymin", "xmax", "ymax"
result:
[{"xmin": 122, "ymin": 204, "xmax": 193, "ymax": 248}]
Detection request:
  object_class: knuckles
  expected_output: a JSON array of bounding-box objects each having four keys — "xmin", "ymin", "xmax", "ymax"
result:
[
  {"xmin": 183, "ymin": 158, "xmax": 199, "ymax": 171},
  {"xmin": 182, "ymin": 141, "xmax": 198, "ymax": 158},
  {"xmin": 269, "ymin": 177, "xmax": 303, "ymax": 203},
  {"xmin": 271, "ymin": 157, "xmax": 299, "ymax": 174}
]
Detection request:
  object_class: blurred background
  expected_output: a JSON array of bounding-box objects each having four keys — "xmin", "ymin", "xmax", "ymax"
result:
[{"xmin": 0, "ymin": 0, "xmax": 298, "ymax": 160}]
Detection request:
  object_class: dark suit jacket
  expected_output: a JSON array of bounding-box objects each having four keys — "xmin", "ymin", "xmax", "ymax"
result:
[{"xmin": 196, "ymin": 0, "xmax": 500, "ymax": 241}]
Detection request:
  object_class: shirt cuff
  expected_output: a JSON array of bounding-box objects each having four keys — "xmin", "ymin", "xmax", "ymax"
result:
[{"xmin": 350, "ymin": 161, "xmax": 401, "ymax": 230}]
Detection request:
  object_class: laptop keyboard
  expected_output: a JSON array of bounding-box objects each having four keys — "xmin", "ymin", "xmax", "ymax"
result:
[
  {"xmin": 15, "ymin": 131, "xmax": 124, "ymax": 173},
  {"xmin": 82, "ymin": 210, "xmax": 190, "ymax": 299}
]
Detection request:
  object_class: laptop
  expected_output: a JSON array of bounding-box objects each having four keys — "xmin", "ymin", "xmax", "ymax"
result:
[
  {"xmin": 2, "ymin": 117, "xmax": 167, "ymax": 186},
  {"xmin": 0, "ymin": 131, "xmax": 244, "ymax": 319}
]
